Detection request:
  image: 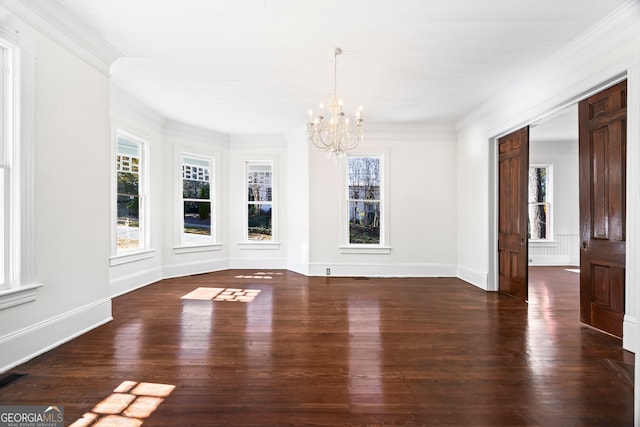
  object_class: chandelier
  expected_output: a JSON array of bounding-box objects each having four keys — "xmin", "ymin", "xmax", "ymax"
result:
[{"xmin": 307, "ymin": 47, "xmax": 363, "ymax": 157}]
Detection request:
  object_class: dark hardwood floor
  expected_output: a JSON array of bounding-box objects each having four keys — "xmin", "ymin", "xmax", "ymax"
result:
[{"xmin": 0, "ymin": 268, "xmax": 633, "ymax": 426}]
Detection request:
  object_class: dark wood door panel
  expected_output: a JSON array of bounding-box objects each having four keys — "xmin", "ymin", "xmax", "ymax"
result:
[
  {"xmin": 579, "ymin": 79, "xmax": 626, "ymax": 338},
  {"xmin": 498, "ymin": 127, "xmax": 528, "ymax": 302}
]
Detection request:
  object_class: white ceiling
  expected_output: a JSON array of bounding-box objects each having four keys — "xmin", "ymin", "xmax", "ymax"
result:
[{"xmin": 56, "ymin": 0, "xmax": 627, "ymax": 135}]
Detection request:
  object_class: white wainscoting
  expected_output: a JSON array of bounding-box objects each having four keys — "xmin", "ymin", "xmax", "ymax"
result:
[
  {"xmin": 0, "ymin": 298, "xmax": 112, "ymax": 372},
  {"xmin": 528, "ymin": 233, "xmax": 579, "ymax": 266}
]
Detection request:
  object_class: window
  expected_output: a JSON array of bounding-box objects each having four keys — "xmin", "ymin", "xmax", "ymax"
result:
[
  {"xmin": 246, "ymin": 162, "xmax": 273, "ymax": 241},
  {"xmin": 0, "ymin": 28, "xmax": 40, "ymax": 308},
  {"xmin": 347, "ymin": 156, "xmax": 382, "ymax": 244},
  {"xmin": 115, "ymin": 132, "xmax": 147, "ymax": 254},
  {"xmin": 182, "ymin": 155, "xmax": 213, "ymax": 245},
  {"xmin": 528, "ymin": 165, "xmax": 552, "ymax": 240}
]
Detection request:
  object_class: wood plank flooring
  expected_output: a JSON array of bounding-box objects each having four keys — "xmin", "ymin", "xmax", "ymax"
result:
[{"xmin": 0, "ymin": 268, "xmax": 633, "ymax": 426}]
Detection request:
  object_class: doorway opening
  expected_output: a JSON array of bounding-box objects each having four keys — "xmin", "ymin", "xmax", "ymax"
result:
[
  {"xmin": 495, "ymin": 79, "xmax": 628, "ymax": 340},
  {"xmin": 527, "ymin": 105, "xmax": 580, "ymax": 310}
]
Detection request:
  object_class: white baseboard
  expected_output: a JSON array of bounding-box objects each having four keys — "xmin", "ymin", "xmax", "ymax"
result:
[
  {"xmin": 286, "ymin": 260, "xmax": 309, "ymax": 276},
  {"xmin": 456, "ymin": 266, "xmax": 489, "ymax": 290},
  {"xmin": 0, "ymin": 298, "xmax": 112, "ymax": 373},
  {"xmin": 110, "ymin": 266, "xmax": 163, "ymax": 298},
  {"xmin": 623, "ymin": 315, "xmax": 637, "ymax": 353},
  {"xmin": 162, "ymin": 258, "xmax": 230, "ymax": 280},
  {"xmin": 527, "ymin": 255, "xmax": 574, "ymax": 266},
  {"xmin": 308, "ymin": 262, "xmax": 457, "ymax": 278}
]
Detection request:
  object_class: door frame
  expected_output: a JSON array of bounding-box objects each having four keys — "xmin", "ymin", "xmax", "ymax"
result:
[{"xmin": 487, "ymin": 72, "xmax": 639, "ymax": 351}]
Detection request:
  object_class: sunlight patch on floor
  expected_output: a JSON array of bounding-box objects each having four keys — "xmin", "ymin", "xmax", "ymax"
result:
[
  {"xmin": 69, "ymin": 381, "xmax": 175, "ymax": 427},
  {"xmin": 180, "ymin": 287, "xmax": 225, "ymax": 300},
  {"xmin": 181, "ymin": 287, "xmax": 262, "ymax": 302},
  {"xmin": 234, "ymin": 271, "xmax": 283, "ymax": 280},
  {"xmin": 564, "ymin": 268, "xmax": 580, "ymax": 273}
]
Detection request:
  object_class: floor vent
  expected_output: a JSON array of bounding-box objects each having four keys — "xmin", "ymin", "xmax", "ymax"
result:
[{"xmin": 0, "ymin": 373, "xmax": 27, "ymax": 390}]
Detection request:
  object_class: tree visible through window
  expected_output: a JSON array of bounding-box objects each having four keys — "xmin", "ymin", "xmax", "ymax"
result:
[
  {"xmin": 247, "ymin": 163, "xmax": 272, "ymax": 241},
  {"xmin": 116, "ymin": 136, "xmax": 143, "ymax": 251},
  {"xmin": 182, "ymin": 156, "xmax": 212, "ymax": 244},
  {"xmin": 528, "ymin": 165, "xmax": 550, "ymax": 240},
  {"xmin": 348, "ymin": 156, "xmax": 381, "ymax": 244}
]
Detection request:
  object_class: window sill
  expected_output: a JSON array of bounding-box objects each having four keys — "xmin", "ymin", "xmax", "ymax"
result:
[
  {"xmin": 110, "ymin": 249, "xmax": 156, "ymax": 266},
  {"xmin": 238, "ymin": 241, "xmax": 281, "ymax": 250},
  {"xmin": 339, "ymin": 245, "xmax": 392, "ymax": 255},
  {"xmin": 0, "ymin": 283, "xmax": 43, "ymax": 310},
  {"xmin": 174, "ymin": 243, "xmax": 222, "ymax": 254}
]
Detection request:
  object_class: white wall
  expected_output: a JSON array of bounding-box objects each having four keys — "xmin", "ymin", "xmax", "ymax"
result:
[
  {"xmin": 0, "ymin": 4, "xmax": 114, "ymax": 371},
  {"xmin": 285, "ymin": 125, "xmax": 310, "ymax": 275},
  {"xmin": 528, "ymin": 138, "xmax": 579, "ymax": 266},
  {"xmin": 308, "ymin": 124, "xmax": 458, "ymax": 277}
]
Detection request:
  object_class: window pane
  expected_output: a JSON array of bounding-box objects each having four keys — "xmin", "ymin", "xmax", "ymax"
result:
[
  {"xmin": 117, "ymin": 194, "xmax": 140, "ymax": 249},
  {"xmin": 248, "ymin": 203, "xmax": 272, "ymax": 241},
  {"xmin": 348, "ymin": 157, "xmax": 380, "ymax": 186},
  {"xmin": 349, "ymin": 201, "xmax": 380, "ymax": 244},
  {"xmin": 247, "ymin": 166, "xmax": 272, "ymax": 202},
  {"xmin": 117, "ymin": 137, "xmax": 141, "ymax": 157},
  {"xmin": 118, "ymin": 172, "xmax": 139, "ymax": 195},
  {"xmin": 183, "ymin": 180, "xmax": 209, "ymax": 199},
  {"xmin": 528, "ymin": 167, "xmax": 547, "ymax": 203},
  {"xmin": 349, "ymin": 184, "xmax": 380, "ymax": 200},
  {"xmin": 528, "ymin": 203, "xmax": 548, "ymax": 240},
  {"xmin": 183, "ymin": 201, "xmax": 211, "ymax": 242}
]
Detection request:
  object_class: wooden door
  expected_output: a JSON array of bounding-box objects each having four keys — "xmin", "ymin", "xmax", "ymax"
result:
[
  {"xmin": 498, "ymin": 127, "xmax": 529, "ymax": 301},
  {"xmin": 578, "ymin": 80, "xmax": 626, "ymax": 338}
]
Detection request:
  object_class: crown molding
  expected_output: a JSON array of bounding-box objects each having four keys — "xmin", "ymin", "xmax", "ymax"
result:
[
  {"xmin": 163, "ymin": 119, "xmax": 231, "ymax": 148},
  {"xmin": 0, "ymin": 0, "xmax": 121, "ymax": 76},
  {"xmin": 111, "ymin": 85, "xmax": 166, "ymax": 132}
]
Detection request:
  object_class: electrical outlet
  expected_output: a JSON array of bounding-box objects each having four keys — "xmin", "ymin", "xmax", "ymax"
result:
[{"xmin": 326, "ymin": 268, "xmax": 331, "ymax": 276}]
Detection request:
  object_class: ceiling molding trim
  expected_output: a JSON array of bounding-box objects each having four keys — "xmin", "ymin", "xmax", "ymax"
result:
[
  {"xmin": 0, "ymin": 0, "xmax": 121, "ymax": 76},
  {"xmin": 230, "ymin": 135, "xmax": 287, "ymax": 149},
  {"xmin": 163, "ymin": 119, "xmax": 231, "ymax": 149},
  {"xmin": 110, "ymin": 85, "xmax": 166, "ymax": 133}
]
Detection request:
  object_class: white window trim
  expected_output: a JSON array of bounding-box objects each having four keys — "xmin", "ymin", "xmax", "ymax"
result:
[
  {"xmin": 174, "ymin": 148, "xmax": 221, "ymax": 253},
  {"xmin": 0, "ymin": 27, "xmax": 42, "ymax": 310},
  {"xmin": 339, "ymin": 149, "xmax": 391, "ymax": 254},
  {"xmin": 110, "ymin": 128, "xmax": 152, "ymax": 265},
  {"xmin": 239, "ymin": 157, "xmax": 280, "ymax": 249},
  {"xmin": 528, "ymin": 163, "xmax": 554, "ymax": 243}
]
